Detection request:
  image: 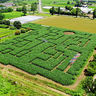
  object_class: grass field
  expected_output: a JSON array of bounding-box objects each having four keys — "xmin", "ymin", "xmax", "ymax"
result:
[
  {"xmin": 19, "ymin": 0, "xmax": 72, "ymax": 4},
  {"xmin": 4, "ymin": 12, "xmax": 24, "ymax": 19},
  {"xmin": 0, "ymin": 28, "xmax": 17, "ymax": 38},
  {"xmin": 0, "ymin": 23, "xmax": 96, "ymax": 86},
  {"xmin": 0, "ymin": 74, "xmax": 48, "ymax": 96},
  {"xmin": 34, "ymin": 15, "xmax": 96, "ymax": 33}
]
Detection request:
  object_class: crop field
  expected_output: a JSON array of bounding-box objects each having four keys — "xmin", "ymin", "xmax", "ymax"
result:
[
  {"xmin": 4, "ymin": 12, "xmax": 24, "ymax": 19},
  {"xmin": 0, "ymin": 23, "xmax": 96, "ymax": 85},
  {"xmin": 0, "ymin": 28, "xmax": 16, "ymax": 38},
  {"xmin": 34, "ymin": 16, "xmax": 96, "ymax": 33},
  {"xmin": 17, "ymin": 0, "xmax": 72, "ymax": 4}
]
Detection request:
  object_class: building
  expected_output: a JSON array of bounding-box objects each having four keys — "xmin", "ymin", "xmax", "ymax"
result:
[{"xmin": 0, "ymin": 3, "xmax": 15, "ymax": 7}]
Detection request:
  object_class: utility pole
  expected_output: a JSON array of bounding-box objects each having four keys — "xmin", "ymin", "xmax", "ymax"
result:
[{"xmin": 39, "ymin": 0, "xmax": 42, "ymax": 13}]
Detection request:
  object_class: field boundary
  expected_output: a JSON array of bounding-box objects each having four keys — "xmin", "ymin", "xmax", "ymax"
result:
[{"xmin": 0, "ymin": 49, "xmax": 95, "ymax": 90}]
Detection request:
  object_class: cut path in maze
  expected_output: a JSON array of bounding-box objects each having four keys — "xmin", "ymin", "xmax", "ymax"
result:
[{"xmin": 0, "ymin": 23, "xmax": 96, "ymax": 85}]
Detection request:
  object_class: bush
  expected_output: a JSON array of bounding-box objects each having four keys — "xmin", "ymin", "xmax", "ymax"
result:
[
  {"xmin": 16, "ymin": 7, "xmax": 22, "ymax": 12},
  {"xmin": 27, "ymin": 28, "xmax": 31, "ymax": 31},
  {"xmin": 15, "ymin": 30, "xmax": 20, "ymax": 35},
  {"xmin": 0, "ymin": 12, "xmax": 5, "ymax": 20},
  {"xmin": 0, "ymin": 20, "xmax": 3, "ymax": 24},
  {"xmin": 3, "ymin": 20, "xmax": 10, "ymax": 25},
  {"xmin": 13, "ymin": 21, "xmax": 21, "ymax": 29},
  {"xmin": 0, "ymin": 24, "xmax": 9, "ymax": 28},
  {"xmin": 10, "ymin": 26, "xmax": 17, "ymax": 30},
  {"xmin": 25, "ymin": 28, "xmax": 31, "ymax": 32},
  {"xmin": 7, "ymin": 7, "xmax": 13, "ymax": 12},
  {"xmin": 21, "ymin": 28, "xmax": 26, "ymax": 33}
]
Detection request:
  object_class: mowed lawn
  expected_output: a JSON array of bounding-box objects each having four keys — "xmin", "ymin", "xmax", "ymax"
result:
[
  {"xmin": 0, "ymin": 28, "xmax": 17, "ymax": 38},
  {"xmin": 34, "ymin": 16, "xmax": 96, "ymax": 33},
  {"xmin": 4, "ymin": 12, "xmax": 24, "ymax": 19}
]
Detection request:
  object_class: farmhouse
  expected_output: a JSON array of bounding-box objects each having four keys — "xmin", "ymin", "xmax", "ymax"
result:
[{"xmin": 0, "ymin": 3, "xmax": 15, "ymax": 7}]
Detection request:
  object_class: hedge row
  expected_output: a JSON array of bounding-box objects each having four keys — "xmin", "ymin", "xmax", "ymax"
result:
[
  {"xmin": 32, "ymin": 56, "xmax": 66, "ymax": 70},
  {"xmin": 0, "ymin": 23, "xmax": 96, "ymax": 86},
  {"xmin": 44, "ymin": 47, "xmax": 57, "ymax": 55},
  {"xmin": 57, "ymin": 56, "xmax": 72, "ymax": 71}
]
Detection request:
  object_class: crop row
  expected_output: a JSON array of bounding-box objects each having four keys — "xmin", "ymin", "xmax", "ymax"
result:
[
  {"xmin": 0, "ymin": 23, "xmax": 96, "ymax": 86},
  {"xmin": 32, "ymin": 55, "xmax": 66, "ymax": 70}
]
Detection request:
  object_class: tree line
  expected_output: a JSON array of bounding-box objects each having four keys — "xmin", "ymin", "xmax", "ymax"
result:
[
  {"xmin": 49, "ymin": 6, "xmax": 96, "ymax": 19},
  {"xmin": 0, "ymin": 0, "xmax": 9, "ymax": 3}
]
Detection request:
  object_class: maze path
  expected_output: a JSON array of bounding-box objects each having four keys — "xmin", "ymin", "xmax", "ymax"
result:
[{"xmin": 0, "ymin": 23, "xmax": 96, "ymax": 85}]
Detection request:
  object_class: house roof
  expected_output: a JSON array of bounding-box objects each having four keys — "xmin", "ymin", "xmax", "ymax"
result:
[{"xmin": 0, "ymin": 3, "xmax": 15, "ymax": 7}]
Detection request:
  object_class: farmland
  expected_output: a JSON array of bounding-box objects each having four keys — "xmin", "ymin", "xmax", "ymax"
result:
[
  {"xmin": 0, "ymin": 23, "xmax": 96, "ymax": 86},
  {"xmin": 0, "ymin": 28, "xmax": 17, "ymax": 38},
  {"xmin": 3, "ymin": 12, "xmax": 24, "ymax": 19},
  {"xmin": 34, "ymin": 16, "xmax": 96, "ymax": 33}
]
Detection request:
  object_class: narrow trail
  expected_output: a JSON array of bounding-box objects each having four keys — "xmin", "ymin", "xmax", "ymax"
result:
[
  {"xmin": 0, "ymin": 64, "xmax": 70, "ymax": 96},
  {"xmin": 0, "ymin": 50, "xmax": 95, "ymax": 94},
  {"xmin": 0, "ymin": 33, "xmax": 14, "ymax": 39}
]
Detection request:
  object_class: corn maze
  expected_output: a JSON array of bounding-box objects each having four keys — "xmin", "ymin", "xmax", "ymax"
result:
[{"xmin": 0, "ymin": 23, "xmax": 96, "ymax": 85}]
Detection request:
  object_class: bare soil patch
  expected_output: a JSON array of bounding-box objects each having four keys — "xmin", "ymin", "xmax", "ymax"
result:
[{"xmin": 63, "ymin": 32, "xmax": 75, "ymax": 35}]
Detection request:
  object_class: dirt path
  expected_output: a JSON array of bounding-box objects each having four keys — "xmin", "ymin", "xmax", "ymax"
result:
[
  {"xmin": 0, "ymin": 50, "xmax": 96, "ymax": 93},
  {"xmin": 66, "ymin": 50, "xmax": 96, "ymax": 89},
  {"xmin": 0, "ymin": 33, "xmax": 14, "ymax": 39},
  {"xmin": 0, "ymin": 64, "xmax": 70, "ymax": 96}
]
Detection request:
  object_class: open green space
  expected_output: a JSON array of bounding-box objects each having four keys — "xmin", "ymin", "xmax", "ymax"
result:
[
  {"xmin": 0, "ymin": 28, "xmax": 17, "ymax": 38},
  {"xmin": 3, "ymin": 12, "xmax": 24, "ymax": 19},
  {"xmin": 0, "ymin": 23, "xmax": 96, "ymax": 86},
  {"xmin": 0, "ymin": 75, "xmax": 46, "ymax": 96},
  {"xmin": 13, "ymin": 0, "xmax": 72, "ymax": 4},
  {"xmin": 34, "ymin": 16, "xmax": 96, "ymax": 33}
]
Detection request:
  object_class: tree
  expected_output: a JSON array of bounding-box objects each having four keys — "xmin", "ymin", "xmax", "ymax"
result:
[
  {"xmin": 22, "ymin": 5, "xmax": 27, "ymax": 16},
  {"xmin": 65, "ymin": 6, "xmax": 73, "ymax": 11},
  {"xmin": 3, "ymin": 20, "xmax": 10, "ymax": 25},
  {"xmin": 93, "ymin": 9, "xmax": 96, "ymax": 19},
  {"xmin": 75, "ymin": 1, "xmax": 82, "ymax": 7},
  {"xmin": 7, "ymin": 7, "xmax": 13, "ymax": 12},
  {"xmin": 71, "ymin": 8, "xmax": 81, "ymax": 16},
  {"xmin": 31, "ymin": 3, "xmax": 37, "ymax": 14},
  {"xmin": 57, "ymin": 7, "xmax": 60, "ymax": 15},
  {"xmin": 82, "ymin": 76, "xmax": 96, "ymax": 94},
  {"xmin": 13, "ymin": 21, "xmax": 21, "ymax": 29},
  {"xmin": 67, "ymin": 1, "xmax": 70, "ymax": 4},
  {"xmin": 0, "ymin": 12, "xmax": 5, "ymax": 20},
  {"xmin": 76, "ymin": 8, "xmax": 79, "ymax": 18},
  {"xmin": 51, "ymin": 6, "xmax": 55, "ymax": 15}
]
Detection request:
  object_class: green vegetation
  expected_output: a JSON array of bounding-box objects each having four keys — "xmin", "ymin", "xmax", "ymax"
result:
[
  {"xmin": 0, "ymin": 23, "xmax": 96, "ymax": 86},
  {"xmin": 87, "ymin": 54, "xmax": 96, "ymax": 75},
  {"xmin": 7, "ymin": 68, "xmax": 84, "ymax": 96},
  {"xmin": 31, "ymin": 3, "xmax": 37, "ymax": 14},
  {"xmin": 0, "ymin": 28, "xmax": 17, "ymax": 38},
  {"xmin": 81, "ymin": 53, "xmax": 96, "ymax": 96},
  {"xmin": 34, "ymin": 15, "xmax": 96, "ymax": 33},
  {"xmin": 0, "ymin": 75, "xmax": 49, "ymax": 96},
  {"xmin": 93, "ymin": 8, "xmax": 96, "ymax": 19},
  {"xmin": 0, "ymin": 12, "xmax": 5, "ymax": 20},
  {"xmin": 13, "ymin": 21, "xmax": 21, "ymax": 29},
  {"xmin": 82, "ymin": 76, "xmax": 96, "ymax": 96},
  {"xmin": 3, "ymin": 12, "xmax": 24, "ymax": 19},
  {"xmin": 22, "ymin": 5, "xmax": 27, "ymax": 16},
  {"xmin": 0, "ymin": 0, "xmax": 9, "ymax": 3}
]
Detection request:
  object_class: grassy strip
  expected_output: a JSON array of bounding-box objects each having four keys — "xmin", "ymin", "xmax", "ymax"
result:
[
  {"xmin": 4, "ymin": 69, "xmax": 64, "ymax": 96},
  {"xmin": 0, "ymin": 74, "xmax": 47, "ymax": 96},
  {"xmin": 0, "ymin": 28, "xmax": 17, "ymax": 38},
  {"xmin": 8, "ymin": 69, "xmax": 83, "ymax": 95},
  {"xmin": 4, "ymin": 11, "xmax": 24, "ymax": 19}
]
